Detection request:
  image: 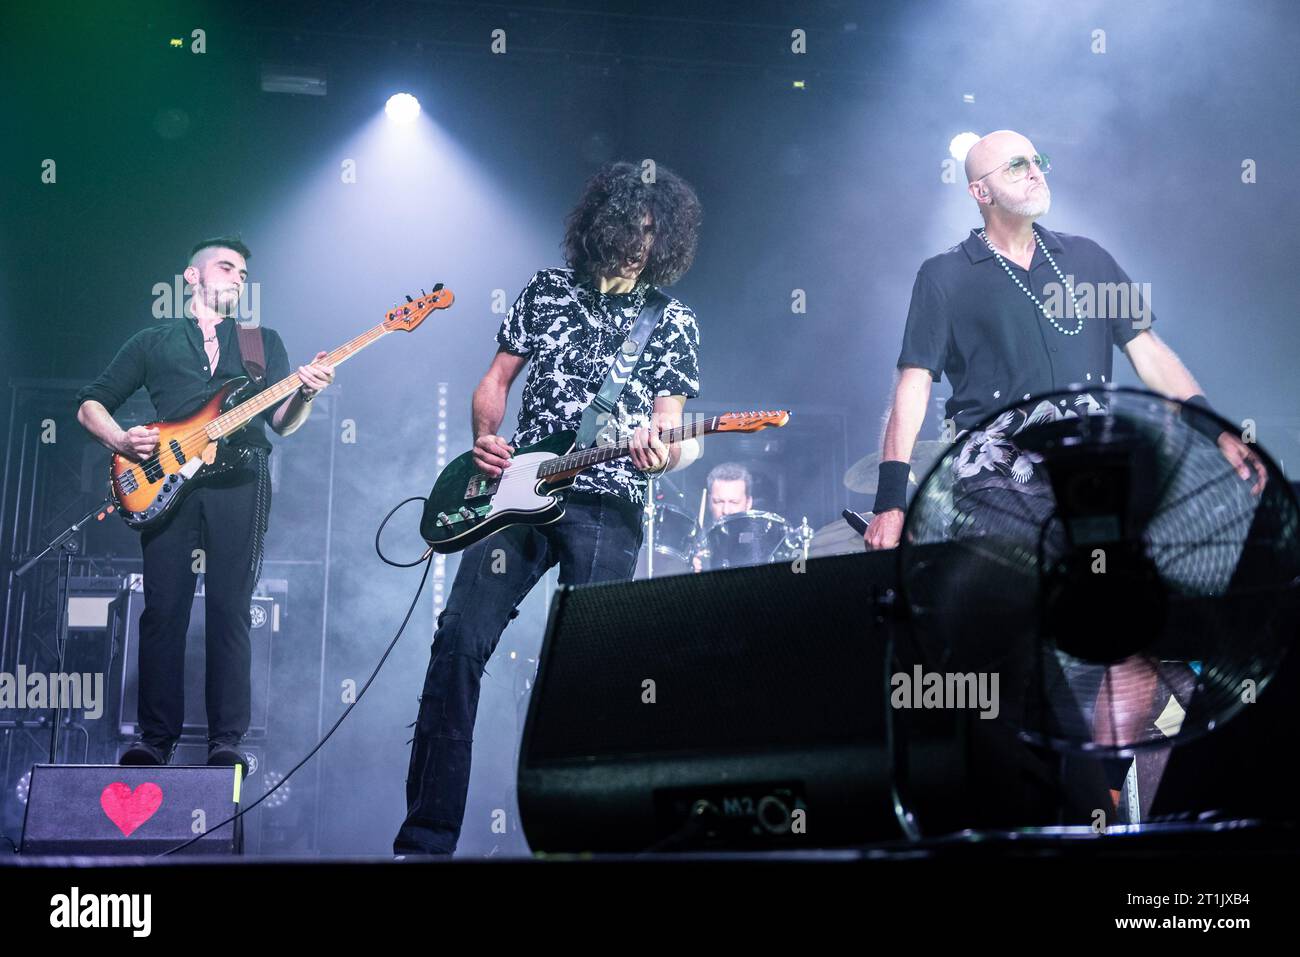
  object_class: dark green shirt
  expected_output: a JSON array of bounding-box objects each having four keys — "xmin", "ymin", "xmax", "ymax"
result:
[{"xmin": 76, "ymin": 317, "xmax": 292, "ymax": 452}]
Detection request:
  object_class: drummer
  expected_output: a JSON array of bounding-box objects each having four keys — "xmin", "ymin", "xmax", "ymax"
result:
[
  {"xmin": 704, "ymin": 462, "xmax": 753, "ymax": 525},
  {"xmin": 693, "ymin": 462, "xmax": 754, "ymax": 571}
]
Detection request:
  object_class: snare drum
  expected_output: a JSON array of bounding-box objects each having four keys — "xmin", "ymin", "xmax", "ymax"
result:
[{"xmin": 699, "ymin": 510, "xmax": 794, "ymax": 570}]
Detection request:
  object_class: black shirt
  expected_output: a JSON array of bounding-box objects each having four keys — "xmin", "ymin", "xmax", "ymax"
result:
[
  {"xmin": 76, "ymin": 317, "xmax": 292, "ymax": 452},
  {"xmin": 897, "ymin": 224, "xmax": 1154, "ymax": 486}
]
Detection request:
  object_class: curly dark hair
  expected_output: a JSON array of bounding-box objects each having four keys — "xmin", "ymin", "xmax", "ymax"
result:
[{"xmin": 562, "ymin": 160, "xmax": 702, "ymax": 287}]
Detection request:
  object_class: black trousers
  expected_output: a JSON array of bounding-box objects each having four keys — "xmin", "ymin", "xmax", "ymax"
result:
[
  {"xmin": 394, "ymin": 491, "xmax": 643, "ymax": 855},
  {"xmin": 136, "ymin": 450, "xmax": 270, "ymax": 748}
]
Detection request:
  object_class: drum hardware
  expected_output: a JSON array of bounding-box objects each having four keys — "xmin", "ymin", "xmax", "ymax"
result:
[
  {"xmin": 644, "ymin": 476, "xmax": 658, "ymax": 579},
  {"xmin": 791, "ymin": 516, "xmax": 814, "ymax": 562}
]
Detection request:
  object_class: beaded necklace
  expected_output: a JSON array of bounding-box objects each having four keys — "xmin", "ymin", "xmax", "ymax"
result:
[{"xmin": 979, "ymin": 226, "xmax": 1084, "ymax": 336}]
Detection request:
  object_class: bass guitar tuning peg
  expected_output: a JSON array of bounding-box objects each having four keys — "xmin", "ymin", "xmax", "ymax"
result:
[{"xmin": 405, "ymin": 295, "xmax": 414, "ymax": 303}]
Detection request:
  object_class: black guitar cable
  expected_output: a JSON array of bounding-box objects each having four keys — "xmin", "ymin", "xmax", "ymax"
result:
[{"xmin": 158, "ymin": 496, "xmax": 433, "ymax": 856}]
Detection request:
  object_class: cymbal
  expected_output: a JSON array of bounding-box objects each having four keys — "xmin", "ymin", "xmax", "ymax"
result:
[
  {"xmin": 807, "ymin": 516, "xmax": 870, "ymax": 558},
  {"xmin": 844, "ymin": 440, "xmax": 950, "ymax": 494}
]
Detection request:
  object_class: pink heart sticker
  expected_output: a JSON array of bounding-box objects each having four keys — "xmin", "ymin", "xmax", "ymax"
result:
[{"xmin": 100, "ymin": 781, "xmax": 164, "ymax": 837}]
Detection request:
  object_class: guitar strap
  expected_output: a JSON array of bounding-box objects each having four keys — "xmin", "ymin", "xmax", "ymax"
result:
[
  {"xmin": 234, "ymin": 323, "xmax": 267, "ymax": 384},
  {"xmin": 575, "ymin": 288, "xmax": 670, "ymax": 450}
]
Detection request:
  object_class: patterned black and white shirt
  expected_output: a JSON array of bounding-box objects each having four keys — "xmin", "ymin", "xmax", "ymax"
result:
[{"xmin": 496, "ymin": 267, "xmax": 701, "ymax": 505}]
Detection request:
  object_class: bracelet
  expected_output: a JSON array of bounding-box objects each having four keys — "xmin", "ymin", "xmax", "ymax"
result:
[
  {"xmin": 299, "ymin": 385, "xmax": 317, "ymax": 403},
  {"xmin": 1180, "ymin": 394, "xmax": 1224, "ymax": 442},
  {"xmin": 871, "ymin": 460, "xmax": 912, "ymax": 514}
]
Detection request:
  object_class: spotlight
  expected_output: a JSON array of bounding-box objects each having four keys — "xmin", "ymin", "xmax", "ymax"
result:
[
  {"xmin": 948, "ymin": 131, "xmax": 980, "ymax": 163},
  {"xmin": 385, "ymin": 93, "xmax": 421, "ymax": 124}
]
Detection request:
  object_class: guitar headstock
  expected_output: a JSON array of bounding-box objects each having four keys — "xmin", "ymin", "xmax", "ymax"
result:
[
  {"xmin": 716, "ymin": 410, "xmax": 791, "ymax": 433},
  {"xmin": 383, "ymin": 284, "xmax": 455, "ymax": 332}
]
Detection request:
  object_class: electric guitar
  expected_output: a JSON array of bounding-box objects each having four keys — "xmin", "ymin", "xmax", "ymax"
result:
[
  {"xmin": 419, "ymin": 410, "xmax": 790, "ymax": 553},
  {"xmin": 110, "ymin": 285, "xmax": 454, "ymax": 530}
]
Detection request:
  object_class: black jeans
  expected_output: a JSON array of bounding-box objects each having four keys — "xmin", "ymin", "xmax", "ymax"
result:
[
  {"xmin": 394, "ymin": 490, "xmax": 643, "ymax": 855},
  {"xmin": 136, "ymin": 450, "xmax": 270, "ymax": 749}
]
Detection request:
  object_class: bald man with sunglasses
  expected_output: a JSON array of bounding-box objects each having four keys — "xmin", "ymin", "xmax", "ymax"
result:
[
  {"xmin": 866, "ymin": 128, "xmax": 1262, "ymax": 552},
  {"xmin": 863, "ymin": 129, "xmax": 1265, "ymax": 819}
]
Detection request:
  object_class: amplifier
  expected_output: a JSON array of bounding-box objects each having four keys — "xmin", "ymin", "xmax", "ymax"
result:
[
  {"xmin": 109, "ymin": 578, "xmax": 276, "ymax": 737},
  {"xmin": 67, "ymin": 575, "xmax": 126, "ymax": 630}
]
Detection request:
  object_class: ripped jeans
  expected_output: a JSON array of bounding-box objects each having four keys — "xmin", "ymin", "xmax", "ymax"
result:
[{"xmin": 393, "ymin": 490, "xmax": 643, "ymax": 855}]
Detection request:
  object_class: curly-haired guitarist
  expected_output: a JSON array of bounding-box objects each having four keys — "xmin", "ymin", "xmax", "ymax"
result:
[{"xmin": 395, "ymin": 162, "xmax": 704, "ymax": 856}]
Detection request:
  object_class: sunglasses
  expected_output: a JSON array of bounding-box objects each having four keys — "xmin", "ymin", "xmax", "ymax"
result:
[{"xmin": 972, "ymin": 153, "xmax": 1051, "ymax": 183}]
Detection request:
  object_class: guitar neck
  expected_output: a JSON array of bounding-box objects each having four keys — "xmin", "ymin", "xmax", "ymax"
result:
[
  {"xmin": 538, "ymin": 416, "xmax": 723, "ymax": 482},
  {"xmin": 206, "ymin": 323, "xmax": 391, "ymax": 439}
]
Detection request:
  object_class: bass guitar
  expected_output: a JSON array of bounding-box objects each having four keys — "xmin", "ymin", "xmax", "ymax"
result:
[{"xmin": 110, "ymin": 285, "xmax": 454, "ymax": 530}]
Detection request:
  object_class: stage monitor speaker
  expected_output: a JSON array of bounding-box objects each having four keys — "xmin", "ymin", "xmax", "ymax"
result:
[
  {"xmin": 109, "ymin": 578, "xmax": 276, "ymax": 738},
  {"xmin": 20, "ymin": 763, "xmax": 245, "ymax": 855},
  {"xmin": 520, "ymin": 549, "xmax": 1043, "ymax": 853}
]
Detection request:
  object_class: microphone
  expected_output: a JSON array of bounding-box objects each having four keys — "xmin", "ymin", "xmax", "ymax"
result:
[{"xmin": 841, "ymin": 509, "xmax": 870, "ymax": 536}]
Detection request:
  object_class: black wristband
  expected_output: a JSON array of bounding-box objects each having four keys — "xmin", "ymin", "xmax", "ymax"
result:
[
  {"xmin": 1180, "ymin": 394, "xmax": 1225, "ymax": 442},
  {"xmin": 872, "ymin": 460, "xmax": 912, "ymax": 514}
]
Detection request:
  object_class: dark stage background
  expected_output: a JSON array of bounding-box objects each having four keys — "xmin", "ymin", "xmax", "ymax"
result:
[{"xmin": 1, "ymin": 0, "xmax": 1297, "ymax": 856}]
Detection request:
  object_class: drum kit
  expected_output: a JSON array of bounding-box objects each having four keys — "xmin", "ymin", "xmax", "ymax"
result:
[
  {"xmin": 634, "ymin": 482, "xmax": 813, "ymax": 579},
  {"xmin": 633, "ymin": 440, "xmax": 951, "ymax": 577}
]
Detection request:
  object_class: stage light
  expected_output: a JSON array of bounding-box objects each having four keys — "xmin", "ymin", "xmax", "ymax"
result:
[
  {"xmin": 385, "ymin": 93, "xmax": 421, "ymax": 124},
  {"xmin": 948, "ymin": 131, "xmax": 980, "ymax": 163}
]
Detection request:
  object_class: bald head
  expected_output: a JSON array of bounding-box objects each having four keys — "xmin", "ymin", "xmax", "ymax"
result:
[
  {"xmin": 964, "ymin": 129, "xmax": 1038, "ymax": 183},
  {"xmin": 963, "ymin": 129, "xmax": 1051, "ymax": 223}
]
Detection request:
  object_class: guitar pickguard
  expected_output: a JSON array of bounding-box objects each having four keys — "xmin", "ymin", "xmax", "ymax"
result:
[
  {"xmin": 424, "ymin": 450, "xmax": 564, "ymax": 549},
  {"xmin": 117, "ymin": 444, "xmax": 251, "ymax": 528},
  {"xmin": 465, "ymin": 472, "xmax": 499, "ymax": 500}
]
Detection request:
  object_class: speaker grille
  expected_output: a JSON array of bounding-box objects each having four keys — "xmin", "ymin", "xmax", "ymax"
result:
[{"xmin": 527, "ymin": 552, "xmax": 896, "ymax": 762}]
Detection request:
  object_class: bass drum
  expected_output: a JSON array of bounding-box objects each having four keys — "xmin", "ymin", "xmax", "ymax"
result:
[
  {"xmin": 699, "ymin": 510, "xmax": 796, "ymax": 570},
  {"xmin": 634, "ymin": 504, "xmax": 699, "ymax": 578}
]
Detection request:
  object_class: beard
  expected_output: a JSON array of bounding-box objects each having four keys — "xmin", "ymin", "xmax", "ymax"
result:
[
  {"xmin": 994, "ymin": 181, "xmax": 1051, "ymax": 218},
  {"xmin": 201, "ymin": 284, "xmax": 241, "ymax": 316}
]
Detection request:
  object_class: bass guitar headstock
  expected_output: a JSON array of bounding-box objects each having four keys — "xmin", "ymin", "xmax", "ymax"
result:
[{"xmin": 383, "ymin": 284, "xmax": 455, "ymax": 332}]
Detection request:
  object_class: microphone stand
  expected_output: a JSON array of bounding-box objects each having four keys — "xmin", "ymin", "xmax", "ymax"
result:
[{"xmin": 13, "ymin": 497, "xmax": 117, "ymax": 763}]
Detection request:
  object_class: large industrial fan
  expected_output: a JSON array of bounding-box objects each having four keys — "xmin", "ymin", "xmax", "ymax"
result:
[{"xmin": 895, "ymin": 385, "xmax": 1300, "ymax": 827}]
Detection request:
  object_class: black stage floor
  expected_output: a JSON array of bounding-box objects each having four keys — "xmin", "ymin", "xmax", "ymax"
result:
[{"xmin": 2, "ymin": 822, "xmax": 1288, "ymax": 939}]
